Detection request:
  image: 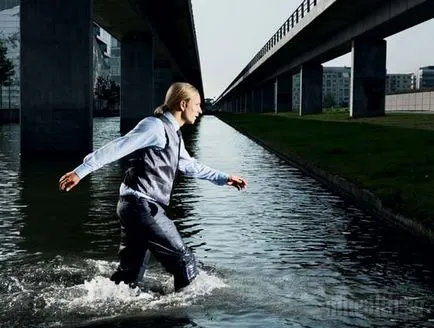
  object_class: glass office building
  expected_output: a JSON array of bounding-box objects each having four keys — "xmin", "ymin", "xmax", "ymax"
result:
[{"xmin": 109, "ymin": 37, "xmax": 121, "ymax": 84}]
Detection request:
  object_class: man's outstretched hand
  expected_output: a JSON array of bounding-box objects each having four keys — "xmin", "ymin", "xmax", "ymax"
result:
[
  {"xmin": 227, "ymin": 175, "xmax": 247, "ymax": 191},
  {"xmin": 59, "ymin": 171, "xmax": 81, "ymax": 192}
]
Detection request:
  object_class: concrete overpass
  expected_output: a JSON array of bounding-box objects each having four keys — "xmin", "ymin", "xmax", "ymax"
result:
[
  {"xmin": 20, "ymin": 0, "xmax": 202, "ymax": 157},
  {"xmin": 213, "ymin": 0, "xmax": 434, "ymax": 118}
]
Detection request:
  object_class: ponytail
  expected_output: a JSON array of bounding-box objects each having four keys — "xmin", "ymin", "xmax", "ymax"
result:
[
  {"xmin": 154, "ymin": 104, "xmax": 170, "ymax": 116},
  {"xmin": 154, "ymin": 82, "xmax": 199, "ymax": 116}
]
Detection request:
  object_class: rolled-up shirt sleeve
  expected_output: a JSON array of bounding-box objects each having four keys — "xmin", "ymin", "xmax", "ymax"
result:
[
  {"xmin": 74, "ymin": 117, "xmax": 166, "ymax": 179},
  {"xmin": 178, "ymin": 138, "xmax": 229, "ymax": 185}
]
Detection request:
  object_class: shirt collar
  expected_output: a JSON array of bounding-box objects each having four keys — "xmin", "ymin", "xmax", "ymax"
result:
[{"xmin": 163, "ymin": 111, "xmax": 180, "ymax": 132}]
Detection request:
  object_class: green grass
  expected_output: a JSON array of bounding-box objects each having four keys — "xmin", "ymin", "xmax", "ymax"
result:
[
  {"xmin": 217, "ymin": 112, "xmax": 434, "ymax": 229},
  {"xmin": 276, "ymin": 111, "xmax": 434, "ymax": 131}
]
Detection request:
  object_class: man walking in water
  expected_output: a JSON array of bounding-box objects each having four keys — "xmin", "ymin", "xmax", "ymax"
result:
[{"xmin": 59, "ymin": 82, "xmax": 247, "ymax": 291}]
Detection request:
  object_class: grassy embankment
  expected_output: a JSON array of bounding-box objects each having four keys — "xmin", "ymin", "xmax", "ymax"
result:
[{"xmin": 217, "ymin": 111, "xmax": 434, "ymax": 230}]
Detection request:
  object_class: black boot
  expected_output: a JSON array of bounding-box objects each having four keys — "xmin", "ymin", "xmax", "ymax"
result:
[{"xmin": 109, "ymin": 268, "xmax": 137, "ymax": 285}]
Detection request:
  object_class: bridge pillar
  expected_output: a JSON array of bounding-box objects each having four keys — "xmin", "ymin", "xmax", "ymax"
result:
[
  {"xmin": 350, "ymin": 39, "xmax": 386, "ymax": 118},
  {"xmin": 276, "ymin": 74, "xmax": 293, "ymax": 112},
  {"xmin": 300, "ymin": 63, "xmax": 323, "ymax": 115},
  {"xmin": 241, "ymin": 94, "xmax": 246, "ymax": 112},
  {"xmin": 245, "ymin": 93, "xmax": 250, "ymax": 113},
  {"xmin": 20, "ymin": 0, "xmax": 93, "ymax": 158},
  {"xmin": 261, "ymin": 82, "xmax": 274, "ymax": 112},
  {"xmin": 237, "ymin": 96, "xmax": 242, "ymax": 113},
  {"xmin": 241, "ymin": 94, "xmax": 245, "ymax": 112},
  {"xmin": 252, "ymin": 89, "xmax": 261, "ymax": 112},
  {"xmin": 120, "ymin": 32, "xmax": 154, "ymax": 134},
  {"xmin": 154, "ymin": 65, "xmax": 173, "ymax": 107}
]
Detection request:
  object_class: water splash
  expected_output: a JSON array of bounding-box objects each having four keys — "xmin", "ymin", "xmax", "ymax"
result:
[
  {"xmin": 0, "ymin": 257, "xmax": 224, "ymax": 327},
  {"xmin": 39, "ymin": 269, "xmax": 227, "ymax": 315}
]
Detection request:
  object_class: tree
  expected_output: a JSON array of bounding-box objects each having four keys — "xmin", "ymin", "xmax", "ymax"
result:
[
  {"xmin": 0, "ymin": 41, "xmax": 15, "ymax": 85},
  {"xmin": 204, "ymin": 97, "xmax": 214, "ymax": 112},
  {"xmin": 0, "ymin": 40, "xmax": 15, "ymax": 108},
  {"xmin": 323, "ymin": 92, "xmax": 336, "ymax": 109},
  {"xmin": 94, "ymin": 75, "xmax": 120, "ymax": 114}
]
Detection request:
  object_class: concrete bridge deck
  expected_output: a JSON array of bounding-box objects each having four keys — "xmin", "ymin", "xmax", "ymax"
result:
[
  {"xmin": 20, "ymin": 0, "xmax": 202, "ymax": 157},
  {"xmin": 215, "ymin": 0, "xmax": 434, "ymax": 118}
]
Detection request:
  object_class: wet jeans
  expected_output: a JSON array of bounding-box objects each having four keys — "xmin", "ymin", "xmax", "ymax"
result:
[{"xmin": 110, "ymin": 195, "xmax": 198, "ymax": 291}]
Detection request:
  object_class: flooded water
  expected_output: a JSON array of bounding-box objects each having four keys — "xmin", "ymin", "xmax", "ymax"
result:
[{"xmin": 0, "ymin": 115, "xmax": 434, "ymax": 327}]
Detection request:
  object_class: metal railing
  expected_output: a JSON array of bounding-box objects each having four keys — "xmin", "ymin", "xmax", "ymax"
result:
[
  {"xmin": 216, "ymin": 0, "xmax": 319, "ymax": 103},
  {"xmin": 246, "ymin": 0, "xmax": 318, "ymax": 73}
]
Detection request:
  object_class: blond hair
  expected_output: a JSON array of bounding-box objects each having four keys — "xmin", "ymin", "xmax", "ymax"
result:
[{"xmin": 154, "ymin": 82, "xmax": 199, "ymax": 116}]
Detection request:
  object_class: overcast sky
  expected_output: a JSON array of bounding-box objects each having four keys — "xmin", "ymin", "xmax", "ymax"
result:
[{"xmin": 191, "ymin": 0, "xmax": 434, "ymax": 99}]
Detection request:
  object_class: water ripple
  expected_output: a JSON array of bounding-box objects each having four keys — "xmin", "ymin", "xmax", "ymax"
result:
[{"xmin": 0, "ymin": 117, "xmax": 433, "ymax": 327}]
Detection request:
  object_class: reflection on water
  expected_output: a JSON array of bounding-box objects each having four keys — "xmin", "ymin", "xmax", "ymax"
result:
[{"xmin": 0, "ymin": 116, "xmax": 434, "ymax": 327}]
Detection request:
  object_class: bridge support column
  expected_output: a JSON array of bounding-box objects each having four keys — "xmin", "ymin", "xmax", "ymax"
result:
[
  {"xmin": 121, "ymin": 32, "xmax": 154, "ymax": 134},
  {"xmin": 300, "ymin": 63, "xmax": 323, "ymax": 115},
  {"xmin": 350, "ymin": 39, "xmax": 386, "ymax": 118},
  {"xmin": 245, "ymin": 92, "xmax": 250, "ymax": 113},
  {"xmin": 20, "ymin": 0, "xmax": 93, "ymax": 158},
  {"xmin": 252, "ymin": 89, "xmax": 261, "ymax": 112},
  {"xmin": 237, "ymin": 96, "xmax": 242, "ymax": 113},
  {"xmin": 276, "ymin": 74, "xmax": 293, "ymax": 113},
  {"xmin": 241, "ymin": 94, "xmax": 246, "ymax": 112},
  {"xmin": 261, "ymin": 82, "xmax": 274, "ymax": 113},
  {"xmin": 154, "ymin": 65, "xmax": 173, "ymax": 107}
]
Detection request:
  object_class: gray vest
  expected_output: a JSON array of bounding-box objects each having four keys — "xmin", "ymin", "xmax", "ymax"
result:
[{"xmin": 123, "ymin": 116, "xmax": 181, "ymax": 205}]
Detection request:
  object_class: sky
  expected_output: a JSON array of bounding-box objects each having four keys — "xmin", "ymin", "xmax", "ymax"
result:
[{"xmin": 191, "ymin": 0, "xmax": 434, "ymax": 100}]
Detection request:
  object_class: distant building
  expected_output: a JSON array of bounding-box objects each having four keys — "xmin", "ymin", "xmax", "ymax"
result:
[
  {"xmin": 93, "ymin": 23, "xmax": 111, "ymax": 88},
  {"xmin": 385, "ymin": 73, "xmax": 412, "ymax": 94},
  {"xmin": 292, "ymin": 66, "xmax": 351, "ymax": 110},
  {"xmin": 93, "ymin": 24, "xmax": 111, "ymax": 58},
  {"xmin": 292, "ymin": 68, "xmax": 416, "ymax": 109},
  {"xmin": 109, "ymin": 37, "xmax": 121, "ymax": 84},
  {"xmin": 322, "ymin": 66, "xmax": 351, "ymax": 107},
  {"xmin": 416, "ymin": 66, "xmax": 434, "ymax": 89},
  {"xmin": 410, "ymin": 73, "xmax": 418, "ymax": 90}
]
